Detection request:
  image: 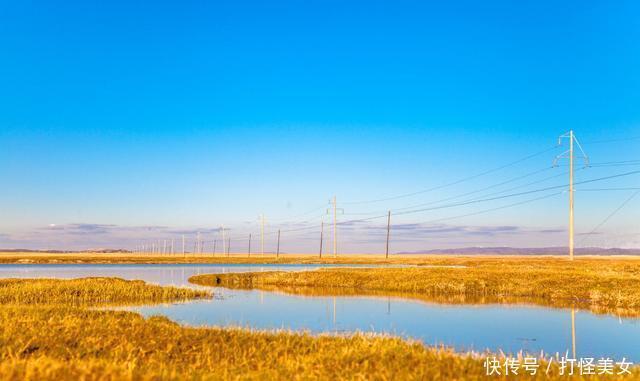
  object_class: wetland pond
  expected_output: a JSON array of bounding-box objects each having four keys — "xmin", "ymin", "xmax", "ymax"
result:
[{"xmin": 1, "ymin": 263, "xmax": 638, "ymax": 361}]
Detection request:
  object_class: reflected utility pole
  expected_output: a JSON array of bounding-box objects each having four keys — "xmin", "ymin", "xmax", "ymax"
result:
[
  {"xmin": 571, "ymin": 308, "xmax": 577, "ymax": 359},
  {"xmin": 333, "ymin": 296, "xmax": 337, "ymax": 325}
]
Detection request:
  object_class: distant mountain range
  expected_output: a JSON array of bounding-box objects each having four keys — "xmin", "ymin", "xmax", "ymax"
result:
[{"xmin": 398, "ymin": 247, "xmax": 640, "ymax": 255}]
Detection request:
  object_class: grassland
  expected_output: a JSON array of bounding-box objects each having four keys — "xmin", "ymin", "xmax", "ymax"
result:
[
  {"xmin": 190, "ymin": 257, "xmax": 640, "ymax": 316},
  {"xmin": 2, "ymin": 256, "xmax": 640, "ymax": 379},
  {"xmin": 1, "ymin": 277, "xmax": 638, "ymax": 380},
  {"xmin": 0, "ymin": 277, "xmax": 210, "ymax": 306}
]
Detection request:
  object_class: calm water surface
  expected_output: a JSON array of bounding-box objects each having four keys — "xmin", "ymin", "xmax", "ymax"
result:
[{"xmin": 1, "ymin": 264, "xmax": 638, "ymax": 361}]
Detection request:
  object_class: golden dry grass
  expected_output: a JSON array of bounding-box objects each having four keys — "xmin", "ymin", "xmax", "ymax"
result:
[
  {"xmin": 3, "ymin": 251, "xmax": 640, "ymax": 265},
  {"xmin": 190, "ymin": 257, "xmax": 640, "ymax": 316},
  {"xmin": 0, "ymin": 277, "xmax": 638, "ymax": 380},
  {"xmin": 1, "ymin": 261, "xmax": 640, "ymax": 379},
  {"xmin": 0, "ymin": 277, "xmax": 210, "ymax": 306},
  {"xmin": 2, "ymin": 306, "xmax": 638, "ymax": 380}
]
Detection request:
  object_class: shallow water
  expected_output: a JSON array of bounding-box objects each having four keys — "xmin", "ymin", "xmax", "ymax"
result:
[{"xmin": 1, "ymin": 264, "xmax": 638, "ymax": 361}]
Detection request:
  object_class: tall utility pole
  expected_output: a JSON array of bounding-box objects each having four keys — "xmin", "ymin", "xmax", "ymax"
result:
[
  {"xmin": 554, "ymin": 130, "xmax": 589, "ymax": 261},
  {"xmin": 333, "ymin": 196, "xmax": 337, "ymax": 257},
  {"xmin": 248, "ymin": 234, "xmax": 252, "ymax": 257},
  {"xmin": 227, "ymin": 237, "xmax": 231, "ymax": 257},
  {"xmin": 327, "ymin": 196, "xmax": 343, "ymax": 257},
  {"xmin": 259, "ymin": 214, "xmax": 265, "ymax": 256},
  {"xmin": 276, "ymin": 229, "xmax": 281, "ymax": 259},
  {"xmin": 319, "ymin": 220, "xmax": 324, "ymax": 259},
  {"xmin": 213, "ymin": 239, "xmax": 217, "ymax": 256},
  {"xmin": 385, "ymin": 210, "xmax": 391, "ymax": 259},
  {"xmin": 221, "ymin": 225, "xmax": 226, "ymax": 256}
]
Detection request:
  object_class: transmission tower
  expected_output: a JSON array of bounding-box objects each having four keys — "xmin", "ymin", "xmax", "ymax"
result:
[
  {"xmin": 327, "ymin": 196, "xmax": 344, "ymax": 257},
  {"xmin": 553, "ymin": 130, "xmax": 589, "ymax": 260}
]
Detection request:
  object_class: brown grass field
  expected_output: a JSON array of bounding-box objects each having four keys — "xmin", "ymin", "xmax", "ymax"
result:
[
  {"xmin": 1, "ymin": 253, "xmax": 639, "ymax": 379},
  {"xmin": 0, "ymin": 277, "xmax": 638, "ymax": 380},
  {"xmin": 2, "ymin": 250, "xmax": 640, "ymax": 264}
]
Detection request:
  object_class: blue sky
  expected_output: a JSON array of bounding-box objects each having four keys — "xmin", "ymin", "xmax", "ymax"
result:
[{"xmin": 0, "ymin": 0, "xmax": 638, "ymax": 251}]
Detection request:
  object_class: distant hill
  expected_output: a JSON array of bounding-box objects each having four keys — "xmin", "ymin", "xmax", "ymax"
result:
[{"xmin": 398, "ymin": 247, "xmax": 640, "ymax": 255}]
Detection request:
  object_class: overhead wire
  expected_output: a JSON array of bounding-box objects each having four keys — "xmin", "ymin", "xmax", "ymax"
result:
[
  {"xmin": 578, "ymin": 189, "xmax": 640, "ymax": 247},
  {"xmin": 342, "ymin": 145, "xmax": 560, "ymax": 205}
]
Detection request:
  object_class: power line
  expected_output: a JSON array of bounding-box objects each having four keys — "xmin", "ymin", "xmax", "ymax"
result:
[
  {"xmin": 589, "ymin": 159, "xmax": 640, "ymax": 165},
  {"xmin": 416, "ymin": 192, "xmax": 563, "ymax": 225},
  {"xmin": 578, "ymin": 189, "xmax": 640, "ymax": 247},
  {"xmin": 584, "ymin": 136, "xmax": 640, "ymax": 144},
  {"xmin": 342, "ymin": 145, "xmax": 559, "ymax": 205},
  {"xmin": 392, "ymin": 169, "xmax": 640, "ymax": 218},
  {"xmin": 232, "ymin": 169, "xmax": 640, "ymax": 238},
  {"xmin": 387, "ymin": 167, "xmax": 566, "ymax": 214},
  {"xmin": 577, "ymin": 188, "xmax": 640, "ymax": 192}
]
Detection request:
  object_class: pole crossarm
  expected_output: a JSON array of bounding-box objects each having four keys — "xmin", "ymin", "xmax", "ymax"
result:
[{"xmin": 553, "ymin": 130, "xmax": 589, "ymax": 261}]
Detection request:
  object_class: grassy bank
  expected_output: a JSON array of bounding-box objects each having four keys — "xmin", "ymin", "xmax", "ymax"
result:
[
  {"xmin": 1, "ymin": 276, "xmax": 638, "ymax": 379},
  {"xmin": 0, "ymin": 306, "xmax": 492, "ymax": 380},
  {"xmin": 0, "ymin": 277, "xmax": 210, "ymax": 306},
  {"xmin": 190, "ymin": 258, "xmax": 640, "ymax": 316}
]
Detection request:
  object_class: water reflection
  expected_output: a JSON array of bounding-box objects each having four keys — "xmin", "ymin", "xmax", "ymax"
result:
[
  {"xmin": 0, "ymin": 263, "xmax": 368, "ymax": 287},
  {"xmin": 572, "ymin": 308, "xmax": 577, "ymax": 359},
  {"xmin": 1, "ymin": 264, "xmax": 638, "ymax": 361},
  {"xmin": 125, "ymin": 287, "xmax": 639, "ymax": 361}
]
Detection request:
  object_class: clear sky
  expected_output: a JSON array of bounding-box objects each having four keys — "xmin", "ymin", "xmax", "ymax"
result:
[{"xmin": 1, "ymin": 0, "xmax": 639, "ymax": 252}]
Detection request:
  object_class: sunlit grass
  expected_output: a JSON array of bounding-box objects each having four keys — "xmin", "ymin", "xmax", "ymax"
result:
[
  {"xmin": 190, "ymin": 258, "xmax": 640, "ymax": 316},
  {"xmin": 2, "ymin": 305, "xmax": 638, "ymax": 380},
  {"xmin": 1, "ymin": 265, "xmax": 639, "ymax": 379},
  {"xmin": 0, "ymin": 277, "xmax": 210, "ymax": 306},
  {"xmin": 2, "ymin": 251, "xmax": 640, "ymax": 265}
]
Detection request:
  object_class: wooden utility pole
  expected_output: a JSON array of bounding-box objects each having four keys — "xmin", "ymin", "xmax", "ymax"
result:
[
  {"xmin": 319, "ymin": 221, "xmax": 324, "ymax": 259},
  {"xmin": 385, "ymin": 210, "xmax": 391, "ymax": 259},
  {"xmin": 248, "ymin": 234, "xmax": 252, "ymax": 257},
  {"xmin": 276, "ymin": 229, "xmax": 281, "ymax": 259}
]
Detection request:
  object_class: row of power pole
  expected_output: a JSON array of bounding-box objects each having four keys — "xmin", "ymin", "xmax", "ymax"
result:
[{"xmin": 134, "ymin": 131, "xmax": 584, "ymax": 261}]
